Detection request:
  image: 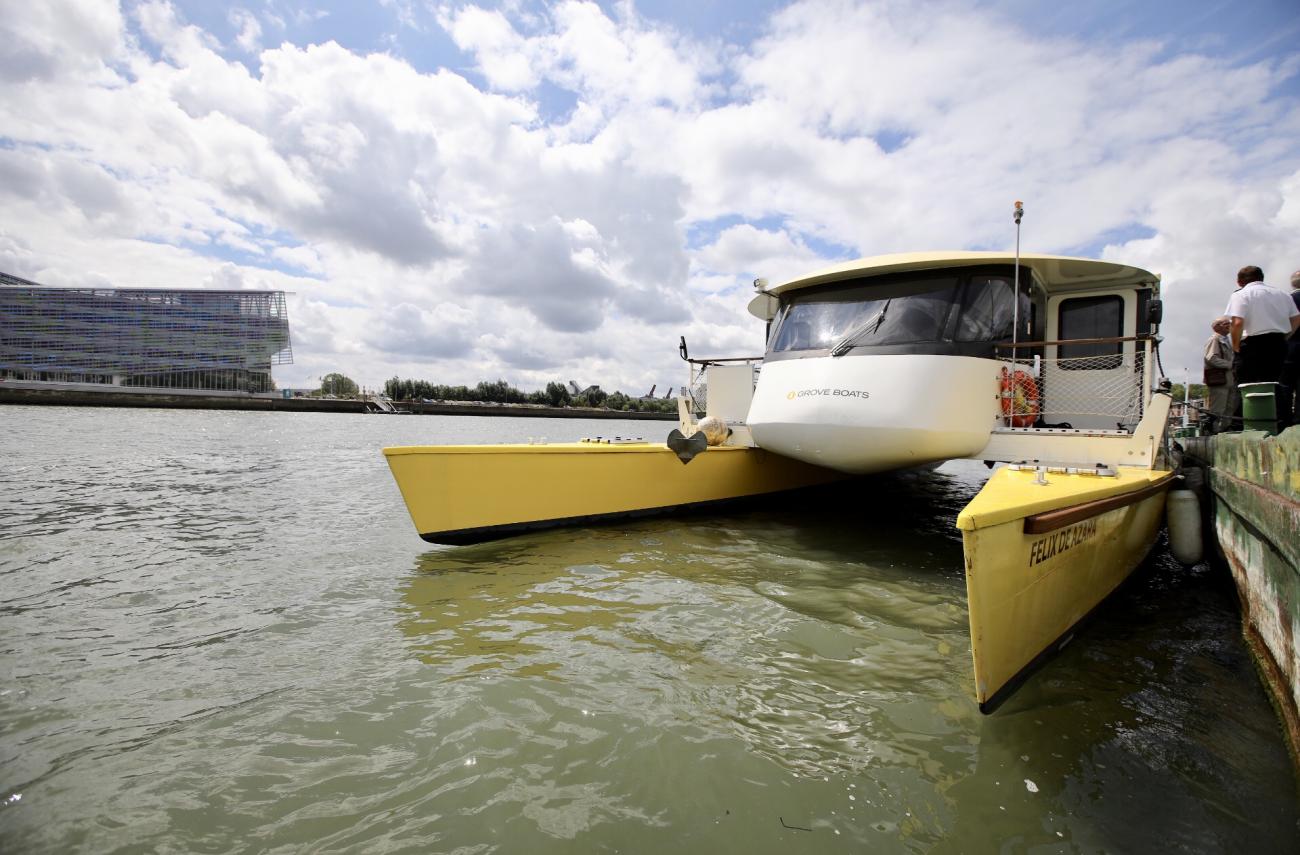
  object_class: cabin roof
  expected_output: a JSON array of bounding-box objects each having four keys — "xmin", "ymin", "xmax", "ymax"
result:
[{"xmin": 747, "ymin": 251, "xmax": 1159, "ymax": 319}]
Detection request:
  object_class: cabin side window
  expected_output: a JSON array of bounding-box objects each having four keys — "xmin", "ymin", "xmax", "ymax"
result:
[{"xmin": 1057, "ymin": 295, "xmax": 1123, "ymax": 369}]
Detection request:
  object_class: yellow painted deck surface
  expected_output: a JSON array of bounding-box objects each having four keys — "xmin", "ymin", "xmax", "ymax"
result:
[
  {"xmin": 958, "ymin": 466, "xmax": 1174, "ymax": 707},
  {"xmin": 957, "ymin": 466, "xmax": 1172, "ymax": 531},
  {"xmin": 383, "ymin": 442, "xmax": 844, "ymax": 539}
]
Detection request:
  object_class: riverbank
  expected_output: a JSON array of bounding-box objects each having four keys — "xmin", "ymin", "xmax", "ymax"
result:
[{"xmin": 0, "ymin": 382, "xmax": 677, "ymax": 420}]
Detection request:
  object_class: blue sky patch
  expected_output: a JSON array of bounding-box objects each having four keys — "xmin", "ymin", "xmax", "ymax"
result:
[
  {"xmin": 801, "ymin": 230, "xmax": 857, "ymax": 261},
  {"xmin": 626, "ymin": 0, "xmax": 790, "ymax": 44},
  {"xmin": 532, "ymin": 79, "xmax": 581, "ymax": 125},
  {"xmin": 1065, "ymin": 222, "xmax": 1158, "ymax": 258},
  {"xmin": 160, "ymin": 0, "xmax": 468, "ymax": 76},
  {"xmin": 874, "ymin": 129, "xmax": 911, "ymax": 154},
  {"xmin": 686, "ymin": 213, "xmax": 786, "ymax": 248}
]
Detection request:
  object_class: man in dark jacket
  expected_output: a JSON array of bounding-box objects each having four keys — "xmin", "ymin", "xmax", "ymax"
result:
[
  {"xmin": 1203, "ymin": 317, "xmax": 1235, "ymax": 434},
  {"xmin": 1281, "ymin": 269, "xmax": 1300, "ymax": 426}
]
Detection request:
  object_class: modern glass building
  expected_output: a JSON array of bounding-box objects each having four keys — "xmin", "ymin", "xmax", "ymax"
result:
[{"xmin": 0, "ymin": 271, "xmax": 293, "ymax": 393}]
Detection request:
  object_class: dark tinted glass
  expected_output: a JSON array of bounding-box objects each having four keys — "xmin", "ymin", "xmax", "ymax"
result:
[
  {"xmin": 768, "ymin": 276, "xmax": 959, "ymax": 353},
  {"xmin": 1058, "ymin": 295, "xmax": 1123, "ymax": 368},
  {"xmin": 955, "ymin": 276, "xmax": 1020, "ymax": 342},
  {"xmin": 1136, "ymin": 289, "xmax": 1152, "ymax": 336},
  {"xmin": 769, "ymin": 295, "xmax": 887, "ymax": 352}
]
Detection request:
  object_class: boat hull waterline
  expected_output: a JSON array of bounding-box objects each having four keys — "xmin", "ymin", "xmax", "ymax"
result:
[{"xmin": 382, "ymin": 442, "xmax": 846, "ymax": 544}]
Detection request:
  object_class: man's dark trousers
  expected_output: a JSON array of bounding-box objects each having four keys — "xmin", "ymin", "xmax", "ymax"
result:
[{"xmin": 1239, "ymin": 332, "xmax": 1292, "ymax": 428}]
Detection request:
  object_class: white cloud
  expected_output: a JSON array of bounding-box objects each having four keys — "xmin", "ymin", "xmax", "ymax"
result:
[
  {"xmin": 291, "ymin": 7, "xmax": 329, "ymax": 27},
  {"xmin": 379, "ymin": 0, "xmax": 421, "ymax": 31},
  {"xmin": 444, "ymin": 6, "xmax": 538, "ymax": 91},
  {"xmin": 364, "ymin": 301, "xmax": 479, "ymax": 359},
  {"xmin": 1102, "ymin": 167, "xmax": 1300, "ymax": 379},
  {"xmin": 0, "ymin": 0, "xmax": 1296, "ymax": 394},
  {"xmin": 0, "ymin": 232, "xmax": 50, "ymax": 282},
  {"xmin": 0, "ymin": 0, "xmax": 124, "ymax": 83},
  {"xmin": 444, "ymin": 0, "xmax": 718, "ymax": 112},
  {"xmin": 271, "ymin": 244, "xmax": 323, "ymax": 274},
  {"xmin": 228, "ymin": 8, "xmax": 263, "ymax": 54},
  {"xmin": 695, "ymin": 224, "xmax": 825, "ymax": 285}
]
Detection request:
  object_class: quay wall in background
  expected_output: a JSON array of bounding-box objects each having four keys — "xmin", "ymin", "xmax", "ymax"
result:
[
  {"xmin": 2, "ymin": 384, "xmax": 365, "ymax": 413},
  {"xmin": 1183, "ymin": 427, "xmax": 1300, "ymax": 762},
  {"xmin": 0, "ymin": 385, "xmax": 676, "ymax": 420}
]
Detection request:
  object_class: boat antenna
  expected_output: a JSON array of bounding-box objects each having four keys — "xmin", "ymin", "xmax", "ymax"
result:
[
  {"xmin": 1005, "ymin": 200, "xmax": 1024, "ymax": 428},
  {"xmin": 1012, "ymin": 200, "xmax": 1023, "ymax": 358}
]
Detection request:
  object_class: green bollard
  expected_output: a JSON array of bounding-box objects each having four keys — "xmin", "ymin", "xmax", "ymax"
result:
[{"xmin": 1239, "ymin": 382, "xmax": 1279, "ymax": 434}]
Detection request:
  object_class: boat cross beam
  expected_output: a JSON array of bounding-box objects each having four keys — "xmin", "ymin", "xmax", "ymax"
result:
[{"xmin": 996, "ymin": 334, "xmax": 1156, "ymax": 350}]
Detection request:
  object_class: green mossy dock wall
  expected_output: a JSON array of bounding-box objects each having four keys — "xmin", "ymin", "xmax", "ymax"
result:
[{"xmin": 1183, "ymin": 427, "xmax": 1300, "ymax": 763}]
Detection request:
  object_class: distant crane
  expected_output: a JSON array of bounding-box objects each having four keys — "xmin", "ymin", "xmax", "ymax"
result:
[{"xmin": 569, "ymin": 380, "xmax": 602, "ymax": 398}]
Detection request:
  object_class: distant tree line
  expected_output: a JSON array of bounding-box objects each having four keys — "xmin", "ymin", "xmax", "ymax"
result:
[
  {"xmin": 320, "ymin": 373, "xmax": 359, "ymax": 396},
  {"xmin": 1170, "ymin": 382, "xmax": 1209, "ymax": 402},
  {"xmin": 383, "ymin": 377, "xmax": 677, "ymax": 413}
]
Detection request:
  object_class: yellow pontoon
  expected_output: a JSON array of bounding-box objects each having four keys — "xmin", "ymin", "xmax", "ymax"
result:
[
  {"xmin": 958, "ymin": 465, "xmax": 1173, "ymax": 710},
  {"xmin": 384, "ymin": 439, "xmax": 844, "ymax": 545}
]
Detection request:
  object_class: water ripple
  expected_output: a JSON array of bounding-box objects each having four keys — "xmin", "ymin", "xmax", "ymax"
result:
[{"xmin": 1, "ymin": 409, "xmax": 1296, "ymax": 853}]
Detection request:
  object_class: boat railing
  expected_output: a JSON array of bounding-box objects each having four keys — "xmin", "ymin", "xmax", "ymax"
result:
[
  {"xmin": 994, "ymin": 336, "xmax": 1155, "ymax": 431},
  {"xmin": 683, "ymin": 356, "xmax": 763, "ymax": 417}
]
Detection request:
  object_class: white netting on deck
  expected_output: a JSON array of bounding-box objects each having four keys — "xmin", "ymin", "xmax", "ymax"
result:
[{"xmin": 998, "ymin": 349, "xmax": 1147, "ymax": 430}]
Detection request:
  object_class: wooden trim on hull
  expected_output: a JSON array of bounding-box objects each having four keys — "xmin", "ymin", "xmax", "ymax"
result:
[{"xmin": 1023, "ymin": 477, "xmax": 1173, "ymax": 534}]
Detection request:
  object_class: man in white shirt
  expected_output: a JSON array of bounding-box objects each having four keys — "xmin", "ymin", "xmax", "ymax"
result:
[{"xmin": 1226, "ymin": 265, "xmax": 1300, "ymax": 427}]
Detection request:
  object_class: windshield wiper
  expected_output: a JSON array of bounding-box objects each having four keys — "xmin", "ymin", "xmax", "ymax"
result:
[{"xmin": 830, "ymin": 300, "xmax": 890, "ymax": 357}]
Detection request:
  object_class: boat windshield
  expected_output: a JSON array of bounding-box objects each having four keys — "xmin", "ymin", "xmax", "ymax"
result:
[{"xmin": 767, "ymin": 269, "xmax": 1030, "ymax": 357}]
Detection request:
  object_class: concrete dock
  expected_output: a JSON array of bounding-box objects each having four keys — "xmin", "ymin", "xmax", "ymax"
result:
[{"xmin": 1182, "ymin": 427, "xmax": 1300, "ymax": 764}]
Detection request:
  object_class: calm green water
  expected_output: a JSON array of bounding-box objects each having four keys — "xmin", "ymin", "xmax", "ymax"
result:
[{"xmin": 1, "ymin": 406, "xmax": 1296, "ymax": 853}]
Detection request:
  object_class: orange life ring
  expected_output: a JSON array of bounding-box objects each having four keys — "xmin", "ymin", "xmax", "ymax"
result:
[{"xmin": 1000, "ymin": 367, "xmax": 1040, "ymax": 428}]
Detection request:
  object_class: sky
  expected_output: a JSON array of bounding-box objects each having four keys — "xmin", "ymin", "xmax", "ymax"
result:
[{"xmin": 1, "ymin": 0, "xmax": 1298, "ymax": 394}]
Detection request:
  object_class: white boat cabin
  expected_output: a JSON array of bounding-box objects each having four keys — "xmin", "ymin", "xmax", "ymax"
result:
[{"xmin": 684, "ymin": 252, "xmax": 1167, "ymax": 474}]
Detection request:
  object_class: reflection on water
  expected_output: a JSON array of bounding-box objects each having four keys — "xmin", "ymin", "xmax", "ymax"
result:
[
  {"xmin": 395, "ymin": 475, "xmax": 1298, "ymax": 850},
  {"xmin": 2, "ymin": 407, "xmax": 1296, "ymax": 852},
  {"xmin": 397, "ymin": 497, "xmax": 973, "ymax": 786}
]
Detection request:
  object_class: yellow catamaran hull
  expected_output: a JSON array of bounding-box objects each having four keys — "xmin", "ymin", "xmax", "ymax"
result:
[
  {"xmin": 383, "ymin": 441, "xmax": 846, "ymax": 544},
  {"xmin": 383, "ymin": 250, "xmax": 1177, "ymax": 712},
  {"xmin": 957, "ymin": 466, "xmax": 1174, "ymax": 710}
]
